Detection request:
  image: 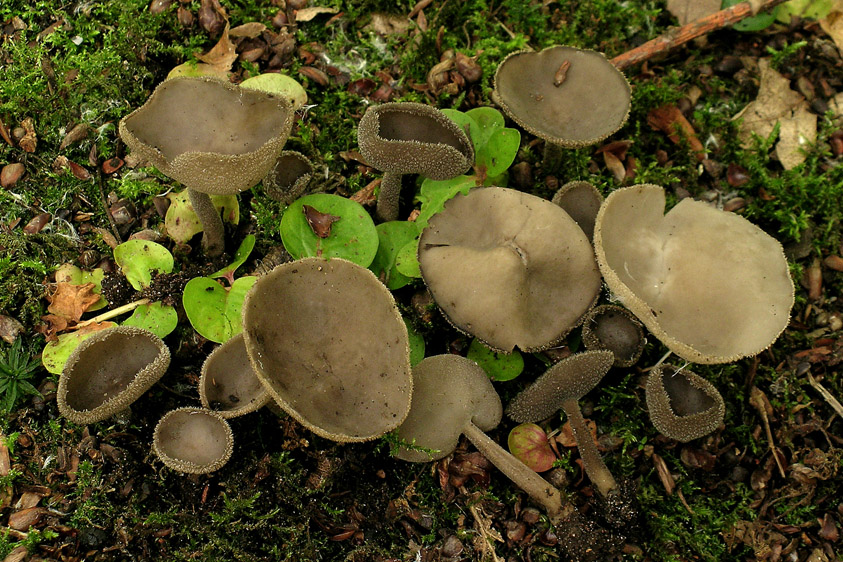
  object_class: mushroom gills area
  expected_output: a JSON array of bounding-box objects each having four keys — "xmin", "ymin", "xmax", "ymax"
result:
[
  {"xmin": 124, "ymin": 79, "xmax": 286, "ymax": 159},
  {"xmin": 156, "ymin": 410, "xmax": 230, "ymax": 466},
  {"xmin": 64, "ymin": 334, "xmax": 161, "ymax": 411},
  {"xmin": 377, "ymin": 109, "xmax": 467, "ymax": 152},
  {"xmin": 661, "ymin": 369, "xmax": 717, "ymax": 416}
]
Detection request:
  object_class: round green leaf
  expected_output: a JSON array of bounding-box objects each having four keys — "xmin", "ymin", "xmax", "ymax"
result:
[
  {"xmin": 241, "ymin": 73, "xmax": 308, "ymax": 110},
  {"xmin": 403, "ymin": 318, "xmax": 425, "ymax": 367},
  {"xmin": 466, "ymin": 106, "xmax": 506, "ymax": 149},
  {"xmin": 395, "ymin": 238, "xmax": 422, "ymax": 278},
  {"xmin": 122, "ymin": 302, "xmax": 178, "ymax": 338},
  {"xmin": 165, "ymin": 190, "xmax": 239, "ymax": 245},
  {"xmin": 280, "ymin": 193, "xmax": 378, "ymax": 267},
  {"xmin": 508, "ymin": 423, "xmax": 556, "ymax": 472},
  {"xmin": 467, "ymin": 338, "xmax": 524, "ymax": 381},
  {"xmin": 113, "ymin": 240, "xmax": 174, "ymax": 290},
  {"xmin": 41, "ymin": 323, "xmax": 117, "ymax": 374},
  {"xmin": 370, "ymin": 222, "xmax": 420, "ymax": 290},
  {"xmin": 183, "ymin": 276, "xmax": 258, "ymax": 343},
  {"xmin": 441, "ymin": 109, "xmax": 478, "ymax": 147},
  {"xmin": 481, "ymin": 128, "xmax": 521, "ymax": 177}
]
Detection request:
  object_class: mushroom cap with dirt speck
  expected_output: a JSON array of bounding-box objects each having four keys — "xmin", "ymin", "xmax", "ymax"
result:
[
  {"xmin": 118, "ymin": 76, "xmax": 294, "ymax": 195},
  {"xmin": 581, "ymin": 304, "xmax": 645, "ymax": 368},
  {"xmin": 199, "ymin": 332, "xmax": 271, "ymax": 419},
  {"xmin": 551, "ymin": 180, "xmax": 604, "ymax": 240},
  {"xmin": 593, "ymin": 184, "xmax": 795, "ymax": 364},
  {"xmin": 507, "ymin": 350, "xmax": 615, "ymax": 423},
  {"xmin": 242, "ymin": 257, "xmax": 413, "ymax": 443},
  {"xmin": 493, "ymin": 46, "xmax": 631, "ymax": 148},
  {"xmin": 152, "ymin": 407, "xmax": 234, "ymax": 474},
  {"xmin": 418, "ymin": 186, "xmax": 601, "ymax": 353},
  {"xmin": 357, "ymin": 102, "xmax": 474, "ymax": 180},
  {"xmin": 645, "ymin": 364, "xmax": 725, "ymax": 442},
  {"xmin": 262, "ymin": 150, "xmax": 313, "ymax": 204},
  {"xmin": 57, "ymin": 326, "xmax": 170, "ymax": 425},
  {"xmin": 394, "ymin": 354, "xmax": 502, "ymax": 462}
]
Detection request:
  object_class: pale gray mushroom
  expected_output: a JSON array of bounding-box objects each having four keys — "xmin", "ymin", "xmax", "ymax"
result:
[
  {"xmin": 357, "ymin": 102, "xmax": 474, "ymax": 222},
  {"xmin": 262, "ymin": 150, "xmax": 313, "ymax": 205},
  {"xmin": 153, "ymin": 407, "xmax": 234, "ymax": 474},
  {"xmin": 119, "ymin": 77, "xmax": 294, "ymax": 256},
  {"xmin": 199, "ymin": 332, "xmax": 270, "ymax": 418},
  {"xmin": 645, "ymin": 364, "xmax": 725, "ymax": 442},
  {"xmin": 551, "ymin": 180, "xmax": 604, "ymax": 240},
  {"xmin": 57, "ymin": 326, "xmax": 170, "ymax": 425},
  {"xmin": 581, "ymin": 305, "xmax": 645, "ymax": 368}
]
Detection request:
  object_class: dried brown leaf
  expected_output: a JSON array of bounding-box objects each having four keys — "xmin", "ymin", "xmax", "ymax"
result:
[
  {"xmin": 58, "ymin": 122, "xmax": 89, "ymax": 150},
  {"xmin": 820, "ymin": 4, "xmax": 843, "ymax": 57},
  {"xmin": 0, "ymin": 163, "xmax": 24, "ymax": 188},
  {"xmin": 365, "ymin": 13, "xmax": 411, "ymax": 35},
  {"xmin": 229, "ymin": 22, "xmax": 267, "ymax": 38},
  {"xmin": 295, "ymin": 7, "xmax": 339, "ymax": 22},
  {"xmin": 0, "ymin": 315, "xmax": 24, "ymax": 344},
  {"xmin": 647, "ymin": 105, "xmax": 704, "ymax": 161},
  {"xmin": 46, "ymin": 282, "xmax": 101, "ymax": 323},
  {"xmin": 196, "ymin": 22, "xmax": 237, "ymax": 72},
  {"xmin": 303, "ymin": 205, "xmax": 340, "ymax": 238},
  {"xmin": 8, "ymin": 506, "xmax": 45, "ymax": 531},
  {"xmin": 602, "ymin": 151, "xmax": 626, "ymax": 184},
  {"xmin": 666, "ymin": 0, "xmax": 721, "ymax": 25},
  {"xmin": 23, "ymin": 212, "xmax": 50, "ymax": 235},
  {"xmin": 652, "ymin": 453, "xmax": 675, "ymax": 495},
  {"xmin": 19, "ymin": 117, "xmax": 36, "ymax": 153}
]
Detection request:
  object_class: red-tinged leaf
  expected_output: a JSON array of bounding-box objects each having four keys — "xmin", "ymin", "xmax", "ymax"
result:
[
  {"xmin": 727, "ymin": 163, "xmax": 750, "ymax": 187},
  {"xmin": 508, "ymin": 423, "xmax": 556, "ymax": 472},
  {"xmin": 23, "ymin": 212, "xmax": 51, "ymax": 234},
  {"xmin": 102, "ymin": 157, "xmax": 124, "ymax": 174},
  {"xmin": 647, "ymin": 105, "xmax": 704, "ymax": 161},
  {"xmin": 67, "ymin": 160, "xmax": 91, "ymax": 180},
  {"xmin": 1, "ymin": 162, "xmax": 24, "ymax": 188}
]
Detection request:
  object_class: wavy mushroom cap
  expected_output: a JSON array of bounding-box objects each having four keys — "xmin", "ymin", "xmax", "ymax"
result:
[
  {"xmin": 119, "ymin": 76, "xmax": 294, "ymax": 195},
  {"xmin": 199, "ymin": 332, "xmax": 270, "ymax": 418},
  {"xmin": 493, "ymin": 46, "xmax": 631, "ymax": 148},
  {"xmin": 58, "ymin": 326, "xmax": 170, "ymax": 425},
  {"xmin": 551, "ymin": 180, "xmax": 604, "ymax": 240},
  {"xmin": 153, "ymin": 407, "xmax": 234, "ymax": 474},
  {"xmin": 582, "ymin": 305, "xmax": 645, "ymax": 368},
  {"xmin": 263, "ymin": 150, "xmax": 313, "ymax": 204},
  {"xmin": 357, "ymin": 102, "xmax": 474, "ymax": 180},
  {"xmin": 645, "ymin": 364, "xmax": 725, "ymax": 442},
  {"xmin": 593, "ymin": 184, "xmax": 795, "ymax": 364},
  {"xmin": 242, "ymin": 257, "xmax": 412, "ymax": 442},
  {"xmin": 395, "ymin": 354, "xmax": 502, "ymax": 462},
  {"xmin": 507, "ymin": 350, "xmax": 614, "ymax": 423},
  {"xmin": 418, "ymin": 187, "xmax": 601, "ymax": 352}
]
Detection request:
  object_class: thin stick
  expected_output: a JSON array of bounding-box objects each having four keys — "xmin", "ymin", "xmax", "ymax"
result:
[
  {"xmin": 611, "ymin": 0, "xmax": 791, "ymax": 71},
  {"xmin": 807, "ymin": 373, "xmax": 843, "ymax": 419},
  {"xmin": 71, "ymin": 298, "xmax": 150, "ymax": 330},
  {"xmin": 749, "ymin": 386, "xmax": 786, "ymax": 478}
]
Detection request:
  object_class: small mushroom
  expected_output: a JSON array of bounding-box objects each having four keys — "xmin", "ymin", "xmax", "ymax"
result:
[
  {"xmin": 582, "ymin": 305, "xmax": 645, "ymax": 368},
  {"xmin": 58, "ymin": 326, "xmax": 170, "ymax": 425},
  {"xmin": 645, "ymin": 364, "xmax": 725, "ymax": 442},
  {"xmin": 199, "ymin": 333, "xmax": 270, "ymax": 418},
  {"xmin": 593, "ymin": 184, "xmax": 795, "ymax": 364},
  {"xmin": 507, "ymin": 351, "xmax": 619, "ymax": 501},
  {"xmin": 119, "ymin": 77, "xmax": 294, "ymax": 256},
  {"xmin": 551, "ymin": 180, "xmax": 604, "ymax": 240},
  {"xmin": 262, "ymin": 150, "xmax": 313, "ymax": 205},
  {"xmin": 357, "ymin": 102, "xmax": 474, "ymax": 222},
  {"xmin": 493, "ymin": 46, "xmax": 630, "ymax": 168},
  {"xmin": 153, "ymin": 407, "xmax": 234, "ymax": 474},
  {"xmin": 242, "ymin": 257, "xmax": 412, "ymax": 442},
  {"xmin": 418, "ymin": 186, "xmax": 601, "ymax": 352}
]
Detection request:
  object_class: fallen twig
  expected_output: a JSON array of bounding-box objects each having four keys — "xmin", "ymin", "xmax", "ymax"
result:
[{"xmin": 806, "ymin": 372, "xmax": 843, "ymax": 419}]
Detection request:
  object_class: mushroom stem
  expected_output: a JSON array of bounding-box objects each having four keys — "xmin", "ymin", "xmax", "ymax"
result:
[
  {"xmin": 376, "ymin": 172, "xmax": 402, "ymax": 222},
  {"xmin": 70, "ymin": 298, "xmax": 151, "ymax": 330},
  {"xmin": 542, "ymin": 142, "xmax": 564, "ymax": 173},
  {"xmin": 188, "ymin": 188, "xmax": 225, "ymax": 257},
  {"xmin": 561, "ymin": 397, "xmax": 619, "ymax": 499}
]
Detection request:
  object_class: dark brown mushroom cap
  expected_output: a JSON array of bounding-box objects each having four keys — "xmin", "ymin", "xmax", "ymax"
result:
[
  {"xmin": 582, "ymin": 305, "xmax": 645, "ymax": 368},
  {"xmin": 493, "ymin": 46, "xmax": 631, "ymax": 148},
  {"xmin": 507, "ymin": 350, "xmax": 614, "ymax": 423},
  {"xmin": 242, "ymin": 257, "xmax": 412, "ymax": 443},
  {"xmin": 395, "ymin": 354, "xmax": 502, "ymax": 462},
  {"xmin": 593, "ymin": 184, "xmax": 795, "ymax": 364},
  {"xmin": 199, "ymin": 332, "xmax": 271, "ymax": 418},
  {"xmin": 58, "ymin": 326, "xmax": 170, "ymax": 425},
  {"xmin": 263, "ymin": 150, "xmax": 313, "ymax": 204},
  {"xmin": 152, "ymin": 407, "xmax": 234, "ymax": 474},
  {"xmin": 418, "ymin": 187, "xmax": 602, "ymax": 352},
  {"xmin": 645, "ymin": 364, "xmax": 725, "ymax": 442},
  {"xmin": 357, "ymin": 102, "xmax": 474, "ymax": 180},
  {"xmin": 119, "ymin": 76, "xmax": 294, "ymax": 195},
  {"xmin": 551, "ymin": 180, "xmax": 604, "ymax": 240}
]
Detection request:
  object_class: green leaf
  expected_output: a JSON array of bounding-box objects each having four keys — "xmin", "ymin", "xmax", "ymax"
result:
[
  {"xmin": 395, "ymin": 238, "xmax": 422, "ymax": 279},
  {"xmin": 465, "ymin": 106, "xmax": 506, "ymax": 149},
  {"xmin": 41, "ymin": 323, "xmax": 117, "ymax": 374},
  {"xmin": 722, "ymin": 0, "xmax": 780, "ymax": 30},
  {"xmin": 280, "ymin": 193, "xmax": 379, "ymax": 267},
  {"xmin": 415, "ymin": 176, "xmax": 476, "ymax": 229},
  {"xmin": 467, "ymin": 338, "xmax": 524, "ymax": 381},
  {"xmin": 113, "ymin": 240, "xmax": 174, "ymax": 290},
  {"xmin": 183, "ymin": 276, "xmax": 258, "ymax": 343},
  {"xmin": 441, "ymin": 109, "xmax": 479, "ymax": 147},
  {"xmin": 164, "ymin": 190, "xmax": 239, "ymax": 245},
  {"xmin": 240, "ymin": 73, "xmax": 308, "ymax": 110},
  {"xmin": 122, "ymin": 302, "xmax": 178, "ymax": 338},
  {"xmin": 404, "ymin": 318, "xmax": 425, "ymax": 367},
  {"xmin": 775, "ymin": 0, "xmax": 833, "ymax": 22},
  {"xmin": 481, "ymin": 128, "xmax": 521, "ymax": 178},
  {"xmin": 212, "ymin": 235, "xmax": 256, "ymax": 279},
  {"xmin": 370, "ymin": 222, "xmax": 420, "ymax": 290}
]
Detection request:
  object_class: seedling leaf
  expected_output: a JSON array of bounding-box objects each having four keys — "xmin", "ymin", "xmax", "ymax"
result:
[
  {"xmin": 122, "ymin": 302, "xmax": 178, "ymax": 339},
  {"xmin": 113, "ymin": 240, "xmax": 174, "ymax": 290},
  {"xmin": 370, "ymin": 222, "xmax": 420, "ymax": 290},
  {"xmin": 467, "ymin": 338, "xmax": 524, "ymax": 381},
  {"xmin": 183, "ymin": 276, "xmax": 258, "ymax": 343}
]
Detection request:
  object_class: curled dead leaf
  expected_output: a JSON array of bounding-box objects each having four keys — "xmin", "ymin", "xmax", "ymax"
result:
[
  {"xmin": 196, "ymin": 22, "xmax": 237, "ymax": 73},
  {"xmin": 303, "ymin": 205, "xmax": 340, "ymax": 238}
]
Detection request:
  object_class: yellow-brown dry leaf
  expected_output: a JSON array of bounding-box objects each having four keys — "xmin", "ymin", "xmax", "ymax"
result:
[
  {"xmin": 666, "ymin": 0, "xmax": 721, "ymax": 24},
  {"xmin": 229, "ymin": 22, "xmax": 266, "ymax": 38},
  {"xmin": 46, "ymin": 282, "xmax": 101, "ymax": 323},
  {"xmin": 195, "ymin": 22, "xmax": 237, "ymax": 73},
  {"xmin": 820, "ymin": 1, "xmax": 843, "ymax": 56},
  {"xmin": 295, "ymin": 6, "xmax": 339, "ymax": 22}
]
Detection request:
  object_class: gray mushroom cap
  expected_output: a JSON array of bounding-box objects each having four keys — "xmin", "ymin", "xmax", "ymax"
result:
[
  {"xmin": 493, "ymin": 46, "xmax": 631, "ymax": 148},
  {"xmin": 57, "ymin": 326, "xmax": 170, "ymax": 425},
  {"xmin": 418, "ymin": 187, "xmax": 602, "ymax": 352},
  {"xmin": 551, "ymin": 180, "xmax": 604, "ymax": 240},
  {"xmin": 242, "ymin": 257, "xmax": 412, "ymax": 443},
  {"xmin": 357, "ymin": 102, "xmax": 474, "ymax": 180},
  {"xmin": 581, "ymin": 304, "xmax": 645, "ymax": 368},
  {"xmin": 152, "ymin": 407, "xmax": 234, "ymax": 474},
  {"xmin": 645, "ymin": 364, "xmax": 725, "ymax": 442},
  {"xmin": 394, "ymin": 354, "xmax": 502, "ymax": 462},
  {"xmin": 262, "ymin": 150, "xmax": 313, "ymax": 204},
  {"xmin": 199, "ymin": 332, "xmax": 271, "ymax": 419},
  {"xmin": 119, "ymin": 76, "xmax": 294, "ymax": 195}
]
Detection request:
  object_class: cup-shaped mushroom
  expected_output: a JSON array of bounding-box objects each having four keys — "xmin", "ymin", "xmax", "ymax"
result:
[
  {"xmin": 593, "ymin": 184, "xmax": 795, "ymax": 364},
  {"xmin": 582, "ymin": 305, "xmax": 645, "ymax": 368},
  {"xmin": 493, "ymin": 46, "xmax": 631, "ymax": 149},
  {"xmin": 418, "ymin": 187, "xmax": 601, "ymax": 352},
  {"xmin": 551, "ymin": 180, "xmax": 604, "ymax": 240},
  {"xmin": 153, "ymin": 407, "xmax": 234, "ymax": 474},
  {"xmin": 263, "ymin": 150, "xmax": 313, "ymax": 204},
  {"xmin": 242, "ymin": 257, "xmax": 412, "ymax": 442},
  {"xmin": 645, "ymin": 364, "xmax": 725, "ymax": 442},
  {"xmin": 58, "ymin": 326, "xmax": 170, "ymax": 425},
  {"xmin": 357, "ymin": 102, "xmax": 474, "ymax": 221},
  {"xmin": 199, "ymin": 333, "xmax": 270, "ymax": 419}
]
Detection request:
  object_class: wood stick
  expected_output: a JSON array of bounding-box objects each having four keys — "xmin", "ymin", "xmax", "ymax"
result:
[{"xmin": 611, "ymin": 0, "xmax": 791, "ymax": 71}]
